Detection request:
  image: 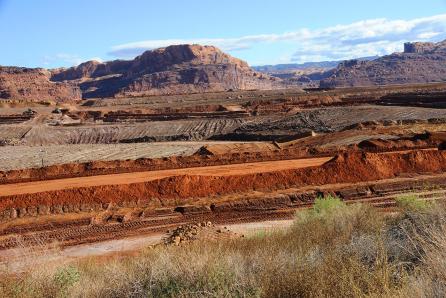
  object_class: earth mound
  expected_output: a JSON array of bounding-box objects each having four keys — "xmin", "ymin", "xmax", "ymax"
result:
[
  {"xmin": 320, "ymin": 39, "xmax": 446, "ymax": 87},
  {"xmin": 2, "ymin": 149, "xmax": 446, "ymax": 216}
]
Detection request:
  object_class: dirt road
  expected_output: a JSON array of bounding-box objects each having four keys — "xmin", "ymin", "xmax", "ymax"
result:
[
  {"xmin": 0, "ymin": 219, "xmax": 295, "ymax": 273},
  {"xmin": 0, "ymin": 157, "xmax": 332, "ymax": 196}
]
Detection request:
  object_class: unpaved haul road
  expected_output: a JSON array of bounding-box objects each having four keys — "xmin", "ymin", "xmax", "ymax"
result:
[
  {"xmin": 0, "ymin": 157, "xmax": 332, "ymax": 196},
  {"xmin": 0, "ymin": 219, "xmax": 295, "ymax": 273}
]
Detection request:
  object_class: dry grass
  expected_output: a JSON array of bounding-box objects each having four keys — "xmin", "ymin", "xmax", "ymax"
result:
[{"xmin": 2, "ymin": 196, "xmax": 446, "ymax": 297}]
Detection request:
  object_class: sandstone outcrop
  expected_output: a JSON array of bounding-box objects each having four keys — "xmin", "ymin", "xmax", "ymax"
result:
[
  {"xmin": 0, "ymin": 45, "xmax": 287, "ymax": 102},
  {"xmin": 320, "ymin": 39, "xmax": 446, "ymax": 88},
  {"xmin": 0, "ymin": 67, "xmax": 81, "ymax": 102},
  {"xmin": 51, "ymin": 44, "xmax": 286, "ymax": 98},
  {"xmin": 403, "ymin": 41, "xmax": 446, "ymax": 54}
]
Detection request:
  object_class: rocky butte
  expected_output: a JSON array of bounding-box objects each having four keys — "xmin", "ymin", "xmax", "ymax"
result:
[
  {"xmin": 320, "ymin": 39, "xmax": 446, "ymax": 88},
  {"xmin": 0, "ymin": 45, "xmax": 286, "ymax": 102}
]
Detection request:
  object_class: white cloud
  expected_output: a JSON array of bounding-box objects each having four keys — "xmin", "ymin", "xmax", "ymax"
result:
[
  {"xmin": 417, "ymin": 31, "xmax": 442, "ymax": 39},
  {"xmin": 109, "ymin": 14, "xmax": 446, "ymax": 64},
  {"xmin": 43, "ymin": 54, "xmax": 103, "ymax": 67},
  {"xmin": 43, "ymin": 53, "xmax": 83, "ymax": 67}
]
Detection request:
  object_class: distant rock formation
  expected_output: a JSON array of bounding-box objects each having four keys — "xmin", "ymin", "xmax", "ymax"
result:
[
  {"xmin": 50, "ymin": 44, "xmax": 286, "ymax": 99},
  {"xmin": 403, "ymin": 41, "xmax": 446, "ymax": 54},
  {"xmin": 320, "ymin": 40, "xmax": 446, "ymax": 88},
  {"xmin": 253, "ymin": 56, "xmax": 378, "ymax": 88},
  {"xmin": 404, "ymin": 42, "xmax": 436, "ymax": 54},
  {"xmin": 0, "ymin": 67, "xmax": 81, "ymax": 102},
  {"xmin": 0, "ymin": 45, "xmax": 287, "ymax": 102}
]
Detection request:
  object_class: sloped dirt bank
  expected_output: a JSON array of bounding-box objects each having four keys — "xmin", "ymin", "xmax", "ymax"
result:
[
  {"xmin": 0, "ymin": 147, "xmax": 320, "ymax": 184},
  {"xmin": 2, "ymin": 132, "xmax": 444, "ymax": 185},
  {"xmin": 1, "ymin": 150, "xmax": 445, "ymax": 218},
  {"xmin": 1, "ymin": 172, "xmax": 446, "ymax": 250}
]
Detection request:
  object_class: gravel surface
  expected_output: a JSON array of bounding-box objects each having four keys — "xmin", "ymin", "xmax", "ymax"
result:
[
  {"xmin": 0, "ymin": 142, "xmax": 212, "ymax": 171},
  {"xmin": 236, "ymin": 105, "xmax": 446, "ymax": 134}
]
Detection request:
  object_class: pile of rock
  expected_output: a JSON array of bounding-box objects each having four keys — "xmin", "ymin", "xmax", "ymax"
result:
[{"xmin": 163, "ymin": 222, "xmax": 240, "ymax": 246}]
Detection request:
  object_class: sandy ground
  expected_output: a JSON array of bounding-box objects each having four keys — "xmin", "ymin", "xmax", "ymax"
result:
[
  {"xmin": 0, "ymin": 157, "xmax": 331, "ymax": 196},
  {"xmin": 0, "ymin": 219, "xmax": 294, "ymax": 273}
]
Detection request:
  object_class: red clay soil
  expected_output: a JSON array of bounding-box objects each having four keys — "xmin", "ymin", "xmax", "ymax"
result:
[
  {"xmin": 357, "ymin": 139, "xmax": 429, "ymax": 152},
  {"xmin": 0, "ymin": 157, "xmax": 332, "ymax": 196},
  {"xmin": 2, "ymin": 136, "xmax": 442, "ymax": 185},
  {"xmin": 357, "ymin": 132, "xmax": 446, "ymax": 152},
  {"xmin": 0, "ymin": 147, "xmax": 323, "ymax": 184},
  {"xmin": 1, "ymin": 149, "xmax": 445, "ymax": 212}
]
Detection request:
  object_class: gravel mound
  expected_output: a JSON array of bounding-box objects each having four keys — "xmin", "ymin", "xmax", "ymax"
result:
[{"xmin": 163, "ymin": 222, "xmax": 241, "ymax": 246}]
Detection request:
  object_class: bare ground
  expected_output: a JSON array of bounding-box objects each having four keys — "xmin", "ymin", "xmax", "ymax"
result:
[
  {"xmin": 0, "ymin": 141, "xmax": 244, "ymax": 171},
  {"xmin": 0, "ymin": 157, "xmax": 331, "ymax": 196}
]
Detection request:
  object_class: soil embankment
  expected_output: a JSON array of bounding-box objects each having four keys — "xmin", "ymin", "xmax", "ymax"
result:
[
  {"xmin": 1, "ymin": 150, "xmax": 445, "ymax": 217},
  {"xmin": 2, "ymin": 132, "xmax": 444, "ymax": 185},
  {"xmin": 0, "ymin": 157, "xmax": 331, "ymax": 196},
  {"xmin": 0, "ymin": 147, "xmax": 321, "ymax": 184}
]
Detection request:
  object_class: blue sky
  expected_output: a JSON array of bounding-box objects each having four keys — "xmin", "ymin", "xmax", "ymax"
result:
[{"xmin": 1, "ymin": 0, "xmax": 446, "ymax": 68}]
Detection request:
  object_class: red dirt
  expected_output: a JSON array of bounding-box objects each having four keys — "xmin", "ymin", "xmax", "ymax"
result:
[
  {"xmin": 0, "ymin": 157, "xmax": 331, "ymax": 196},
  {"xmin": 0, "ymin": 147, "xmax": 322, "ymax": 184},
  {"xmin": 357, "ymin": 131, "xmax": 446, "ymax": 152},
  {"xmin": 1, "ymin": 149, "xmax": 445, "ymax": 212},
  {"xmin": 2, "ymin": 134, "xmax": 442, "ymax": 185},
  {"xmin": 1, "ymin": 172, "xmax": 446, "ymax": 250}
]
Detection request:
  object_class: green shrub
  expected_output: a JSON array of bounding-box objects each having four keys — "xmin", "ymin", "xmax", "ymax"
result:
[
  {"xmin": 295, "ymin": 194, "xmax": 347, "ymax": 224},
  {"xmin": 395, "ymin": 195, "xmax": 430, "ymax": 212},
  {"xmin": 53, "ymin": 265, "xmax": 80, "ymax": 294},
  {"xmin": 312, "ymin": 194, "xmax": 346, "ymax": 214}
]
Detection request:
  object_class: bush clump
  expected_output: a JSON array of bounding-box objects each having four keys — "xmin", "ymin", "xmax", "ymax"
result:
[{"xmin": 395, "ymin": 194, "xmax": 430, "ymax": 212}]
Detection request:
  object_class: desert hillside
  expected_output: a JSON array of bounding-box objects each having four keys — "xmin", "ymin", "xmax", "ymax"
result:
[
  {"xmin": 320, "ymin": 40, "xmax": 446, "ymax": 87},
  {"xmin": 0, "ymin": 67, "xmax": 81, "ymax": 102},
  {"xmin": 3, "ymin": 2, "xmax": 446, "ymax": 296},
  {"xmin": 0, "ymin": 45, "xmax": 286, "ymax": 102}
]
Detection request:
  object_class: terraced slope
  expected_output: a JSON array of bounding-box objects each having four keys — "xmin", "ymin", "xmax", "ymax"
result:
[
  {"xmin": 1, "ymin": 153, "xmax": 446, "ymax": 251},
  {"xmin": 220, "ymin": 105, "xmax": 446, "ymax": 140},
  {"xmin": 15, "ymin": 118, "xmax": 246, "ymax": 145},
  {"xmin": 0, "ymin": 142, "xmax": 238, "ymax": 171}
]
